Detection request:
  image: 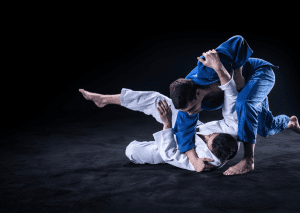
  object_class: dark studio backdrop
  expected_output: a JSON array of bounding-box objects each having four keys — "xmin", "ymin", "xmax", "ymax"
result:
[
  {"xmin": 4, "ymin": 26, "xmax": 300, "ymax": 129},
  {"xmin": 2, "ymin": 11, "xmax": 300, "ymax": 213}
]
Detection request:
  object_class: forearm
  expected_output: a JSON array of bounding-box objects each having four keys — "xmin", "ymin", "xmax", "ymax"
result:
[
  {"xmin": 185, "ymin": 147, "xmax": 215, "ymax": 172},
  {"xmin": 233, "ymin": 66, "xmax": 245, "ymax": 92},
  {"xmin": 214, "ymin": 65, "xmax": 231, "ymax": 86},
  {"xmin": 185, "ymin": 148, "xmax": 199, "ymax": 164}
]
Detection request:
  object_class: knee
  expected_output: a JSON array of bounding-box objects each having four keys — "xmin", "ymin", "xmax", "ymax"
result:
[
  {"xmin": 125, "ymin": 142, "xmax": 135, "ymax": 159},
  {"xmin": 125, "ymin": 141, "xmax": 140, "ymax": 163},
  {"xmin": 236, "ymin": 97, "xmax": 257, "ymax": 113}
]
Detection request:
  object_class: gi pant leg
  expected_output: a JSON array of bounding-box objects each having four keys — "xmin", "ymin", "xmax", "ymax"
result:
[
  {"xmin": 125, "ymin": 140, "xmax": 165, "ymax": 164},
  {"xmin": 236, "ymin": 66, "xmax": 275, "ymax": 143},
  {"xmin": 120, "ymin": 88, "xmax": 179, "ymax": 127},
  {"xmin": 121, "ymin": 88, "xmax": 179, "ymax": 164},
  {"xmin": 257, "ymin": 97, "xmax": 290, "ymax": 137}
]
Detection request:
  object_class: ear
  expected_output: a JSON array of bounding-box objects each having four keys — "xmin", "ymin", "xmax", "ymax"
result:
[{"xmin": 195, "ymin": 88, "xmax": 202, "ymax": 98}]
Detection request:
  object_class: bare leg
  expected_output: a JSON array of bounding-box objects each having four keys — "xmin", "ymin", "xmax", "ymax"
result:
[
  {"xmin": 79, "ymin": 89, "xmax": 121, "ymax": 108},
  {"xmin": 223, "ymin": 143, "xmax": 255, "ymax": 176},
  {"xmin": 286, "ymin": 116, "xmax": 300, "ymax": 134}
]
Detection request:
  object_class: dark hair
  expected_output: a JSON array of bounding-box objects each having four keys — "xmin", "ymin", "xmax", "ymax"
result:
[
  {"xmin": 212, "ymin": 133, "xmax": 238, "ymax": 162},
  {"xmin": 169, "ymin": 78, "xmax": 209, "ymax": 109}
]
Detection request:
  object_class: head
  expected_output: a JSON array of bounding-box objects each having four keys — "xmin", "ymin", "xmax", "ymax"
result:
[
  {"xmin": 170, "ymin": 78, "xmax": 209, "ymax": 115},
  {"xmin": 200, "ymin": 133, "xmax": 238, "ymax": 163}
]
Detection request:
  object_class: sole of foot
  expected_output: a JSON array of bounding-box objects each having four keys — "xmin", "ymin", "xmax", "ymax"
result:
[{"xmin": 79, "ymin": 89, "xmax": 106, "ymax": 108}]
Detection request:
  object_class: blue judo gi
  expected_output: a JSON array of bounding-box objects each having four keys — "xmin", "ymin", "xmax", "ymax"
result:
[{"xmin": 174, "ymin": 35, "xmax": 290, "ymax": 153}]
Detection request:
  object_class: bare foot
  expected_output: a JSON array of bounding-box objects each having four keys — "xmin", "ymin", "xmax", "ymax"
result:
[
  {"xmin": 223, "ymin": 158, "xmax": 254, "ymax": 175},
  {"xmin": 79, "ymin": 89, "xmax": 107, "ymax": 108},
  {"xmin": 287, "ymin": 116, "xmax": 300, "ymax": 134}
]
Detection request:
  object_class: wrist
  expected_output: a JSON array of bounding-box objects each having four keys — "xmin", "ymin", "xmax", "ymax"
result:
[
  {"xmin": 213, "ymin": 62, "xmax": 224, "ymax": 72},
  {"xmin": 163, "ymin": 122, "xmax": 172, "ymax": 130}
]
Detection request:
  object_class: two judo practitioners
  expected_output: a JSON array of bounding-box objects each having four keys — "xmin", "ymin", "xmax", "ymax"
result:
[
  {"xmin": 79, "ymin": 45, "xmax": 300, "ymax": 175},
  {"xmin": 168, "ymin": 35, "xmax": 300, "ymax": 175}
]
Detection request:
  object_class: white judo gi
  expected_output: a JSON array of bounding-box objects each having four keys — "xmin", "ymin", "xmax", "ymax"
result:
[{"xmin": 124, "ymin": 75, "xmax": 240, "ymax": 171}]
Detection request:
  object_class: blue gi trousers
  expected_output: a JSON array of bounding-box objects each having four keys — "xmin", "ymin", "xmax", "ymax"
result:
[{"xmin": 238, "ymin": 65, "xmax": 290, "ymax": 143}]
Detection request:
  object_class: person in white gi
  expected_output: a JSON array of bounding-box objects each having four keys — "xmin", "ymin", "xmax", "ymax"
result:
[
  {"xmin": 124, "ymin": 74, "xmax": 238, "ymax": 171},
  {"xmin": 79, "ymin": 75, "xmax": 238, "ymax": 171},
  {"xmin": 79, "ymin": 50, "xmax": 300, "ymax": 173}
]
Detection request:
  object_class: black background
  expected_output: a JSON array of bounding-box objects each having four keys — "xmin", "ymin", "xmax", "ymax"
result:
[
  {"xmin": 4, "ymin": 14, "xmax": 300, "ymax": 130},
  {"xmin": 2, "ymin": 5, "xmax": 300, "ymax": 213}
]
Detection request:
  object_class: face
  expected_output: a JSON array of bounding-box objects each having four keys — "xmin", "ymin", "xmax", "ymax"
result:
[
  {"xmin": 180, "ymin": 89, "xmax": 204, "ymax": 115},
  {"xmin": 198, "ymin": 133, "xmax": 220, "ymax": 154}
]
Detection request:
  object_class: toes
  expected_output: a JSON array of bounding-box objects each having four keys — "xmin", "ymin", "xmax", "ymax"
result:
[{"xmin": 223, "ymin": 167, "xmax": 234, "ymax": 175}]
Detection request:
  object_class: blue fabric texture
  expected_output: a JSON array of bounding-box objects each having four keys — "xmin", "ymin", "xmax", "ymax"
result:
[
  {"xmin": 236, "ymin": 66, "xmax": 275, "ymax": 143},
  {"xmin": 173, "ymin": 111, "xmax": 199, "ymax": 153},
  {"xmin": 174, "ymin": 35, "xmax": 282, "ymax": 153},
  {"xmin": 185, "ymin": 35, "xmax": 254, "ymax": 111},
  {"xmin": 257, "ymin": 97, "xmax": 290, "ymax": 137}
]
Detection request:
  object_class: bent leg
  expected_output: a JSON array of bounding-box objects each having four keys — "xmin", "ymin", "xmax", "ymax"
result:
[
  {"xmin": 257, "ymin": 99, "xmax": 291, "ymax": 136},
  {"xmin": 125, "ymin": 140, "xmax": 165, "ymax": 164},
  {"xmin": 224, "ymin": 66, "xmax": 275, "ymax": 175},
  {"xmin": 236, "ymin": 67, "xmax": 275, "ymax": 143}
]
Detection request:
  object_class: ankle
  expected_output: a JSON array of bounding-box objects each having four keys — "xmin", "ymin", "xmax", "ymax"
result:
[
  {"xmin": 101, "ymin": 95, "xmax": 109, "ymax": 105},
  {"xmin": 104, "ymin": 94, "xmax": 121, "ymax": 105},
  {"xmin": 242, "ymin": 157, "xmax": 254, "ymax": 164}
]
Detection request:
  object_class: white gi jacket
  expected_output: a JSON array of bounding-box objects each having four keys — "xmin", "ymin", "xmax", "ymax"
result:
[{"xmin": 124, "ymin": 75, "xmax": 240, "ymax": 171}]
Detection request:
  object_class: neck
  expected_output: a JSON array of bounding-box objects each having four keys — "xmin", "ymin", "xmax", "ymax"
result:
[{"xmin": 202, "ymin": 82, "xmax": 223, "ymax": 101}]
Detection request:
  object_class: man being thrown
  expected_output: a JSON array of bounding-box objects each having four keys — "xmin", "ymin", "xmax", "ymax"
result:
[
  {"xmin": 78, "ymin": 49, "xmax": 300, "ymax": 172},
  {"xmin": 170, "ymin": 35, "xmax": 300, "ymax": 175}
]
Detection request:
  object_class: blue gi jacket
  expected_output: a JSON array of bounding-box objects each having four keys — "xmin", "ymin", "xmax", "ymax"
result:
[{"xmin": 174, "ymin": 35, "xmax": 278, "ymax": 153}]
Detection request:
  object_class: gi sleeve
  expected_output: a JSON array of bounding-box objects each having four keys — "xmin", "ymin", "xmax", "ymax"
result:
[
  {"xmin": 218, "ymin": 74, "xmax": 239, "ymax": 126},
  {"xmin": 186, "ymin": 35, "xmax": 253, "ymax": 86},
  {"xmin": 153, "ymin": 128, "xmax": 195, "ymax": 171},
  {"xmin": 173, "ymin": 111, "xmax": 199, "ymax": 153},
  {"xmin": 216, "ymin": 35, "xmax": 253, "ymax": 70}
]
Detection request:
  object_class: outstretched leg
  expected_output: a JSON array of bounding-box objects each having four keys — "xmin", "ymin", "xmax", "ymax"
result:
[
  {"xmin": 79, "ymin": 88, "xmax": 179, "ymax": 127},
  {"xmin": 79, "ymin": 89, "xmax": 120, "ymax": 107}
]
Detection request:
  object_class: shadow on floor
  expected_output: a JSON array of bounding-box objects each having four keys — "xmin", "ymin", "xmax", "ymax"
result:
[{"xmin": 1, "ymin": 108, "xmax": 300, "ymax": 213}]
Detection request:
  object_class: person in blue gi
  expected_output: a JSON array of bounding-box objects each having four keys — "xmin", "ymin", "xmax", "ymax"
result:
[{"xmin": 170, "ymin": 35, "xmax": 299, "ymax": 175}]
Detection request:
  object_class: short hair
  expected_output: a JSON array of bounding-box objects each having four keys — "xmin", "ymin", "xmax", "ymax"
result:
[
  {"xmin": 212, "ymin": 133, "xmax": 238, "ymax": 162},
  {"xmin": 170, "ymin": 78, "xmax": 209, "ymax": 109}
]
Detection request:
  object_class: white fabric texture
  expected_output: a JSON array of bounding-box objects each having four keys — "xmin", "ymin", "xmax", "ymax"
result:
[{"xmin": 124, "ymin": 75, "xmax": 240, "ymax": 171}]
